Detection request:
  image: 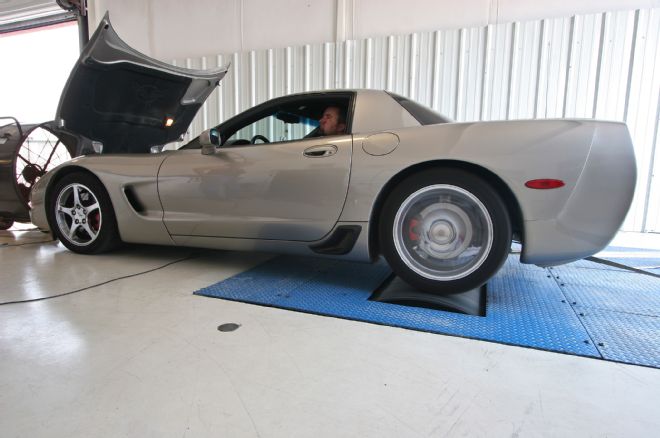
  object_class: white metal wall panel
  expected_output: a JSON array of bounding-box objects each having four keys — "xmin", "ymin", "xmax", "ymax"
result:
[
  {"xmin": 536, "ymin": 17, "xmax": 572, "ymax": 118},
  {"xmin": 432, "ymin": 30, "xmax": 461, "ymax": 119},
  {"xmin": 481, "ymin": 23, "xmax": 513, "ymax": 121},
  {"xmin": 563, "ymin": 14, "xmax": 604, "ymax": 119},
  {"xmin": 175, "ymin": 7, "xmax": 660, "ymax": 233},
  {"xmin": 648, "ymin": 117, "xmax": 660, "ymax": 232},
  {"xmin": 627, "ymin": 8, "xmax": 660, "ymax": 232},
  {"xmin": 456, "ymin": 27, "xmax": 486, "ymax": 122},
  {"xmin": 594, "ymin": 11, "xmax": 635, "ymax": 121},
  {"xmin": 508, "ymin": 21, "xmax": 543, "ymax": 119}
]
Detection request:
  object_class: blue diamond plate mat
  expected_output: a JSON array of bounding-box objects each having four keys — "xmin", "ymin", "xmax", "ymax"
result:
[
  {"xmin": 195, "ymin": 255, "xmax": 606, "ymax": 359},
  {"xmin": 548, "ymin": 262, "xmax": 660, "ymax": 368}
]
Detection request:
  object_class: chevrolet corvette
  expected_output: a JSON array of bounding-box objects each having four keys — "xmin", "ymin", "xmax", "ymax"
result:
[{"xmin": 29, "ymin": 14, "xmax": 637, "ymax": 294}]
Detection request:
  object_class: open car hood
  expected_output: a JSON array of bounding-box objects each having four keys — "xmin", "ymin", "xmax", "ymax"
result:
[{"xmin": 56, "ymin": 12, "xmax": 228, "ymax": 154}]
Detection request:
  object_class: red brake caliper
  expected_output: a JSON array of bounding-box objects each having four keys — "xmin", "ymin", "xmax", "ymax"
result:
[
  {"xmin": 90, "ymin": 212, "xmax": 101, "ymax": 231},
  {"xmin": 408, "ymin": 218, "xmax": 420, "ymax": 241}
]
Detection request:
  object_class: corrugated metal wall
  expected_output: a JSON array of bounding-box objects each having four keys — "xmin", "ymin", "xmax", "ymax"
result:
[{"xmin": 175, "ymin": 7, "xmax": 660, "ymax": 232}]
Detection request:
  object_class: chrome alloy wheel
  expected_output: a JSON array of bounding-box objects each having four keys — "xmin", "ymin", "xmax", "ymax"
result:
[
  {"xmin": 55, "ymin": 183, "xmax": 102, "ymax": 246},
  {"xmin": 392, "ymin": 184, "xmax": 494, "ymax": 281}
]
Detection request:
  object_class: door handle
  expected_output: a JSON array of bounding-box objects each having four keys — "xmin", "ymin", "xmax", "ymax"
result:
[{"xmin": 303, "ymin": 144, "xmax": 338, "ymax": 158}]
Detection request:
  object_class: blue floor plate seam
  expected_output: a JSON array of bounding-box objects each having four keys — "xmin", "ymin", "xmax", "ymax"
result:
[{"xmin": 548, "ymin": 267, "xmax": 607, "ymax": 361}]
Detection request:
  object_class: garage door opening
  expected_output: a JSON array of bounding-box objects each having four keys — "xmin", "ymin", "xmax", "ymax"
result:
[{"xmin": 0, "ymin": 20, "xmax": 79, "ymax": 123}]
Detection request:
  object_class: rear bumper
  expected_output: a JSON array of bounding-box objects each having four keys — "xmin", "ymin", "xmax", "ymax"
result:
[{"xmin": 521, "ymin": 122, "xmax": 636, "ymax": 265}]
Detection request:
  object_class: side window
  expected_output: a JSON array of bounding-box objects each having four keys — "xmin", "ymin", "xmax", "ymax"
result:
[
  {"xmin": 210, "ymin": 94, "xmax": 353, "ymax": 148},
  {"xmin": 226, "ymin": 112, "xmax": 319, "ymax": 145}
]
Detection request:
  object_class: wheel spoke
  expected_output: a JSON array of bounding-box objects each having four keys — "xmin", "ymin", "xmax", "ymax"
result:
[
  {"xmin": 72, "ymin": 185, "xmax": 81, "ymax": 206},
  {"xmin": 86, "ymin": 202, "xmax": 100, "ymax": 213},
  {"xmin": 58, "ymin": 205, "xmax": 75, "ymax": 219},
  {"xmin": 81, "ymin": 222, "xmax": 98, "ymax": 239},
  {"xmin": 68, "ymin": 223, "xmax": 79, "ymax": 240}
]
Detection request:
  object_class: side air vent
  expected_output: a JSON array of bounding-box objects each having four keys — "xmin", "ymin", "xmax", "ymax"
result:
[
  {"xmin": 310, "ymin": 225, "xmax": 362, "ymax": 255},
  {"xmin": 123, "ymin": 186, "xmax": 146, "ymax": 213}
]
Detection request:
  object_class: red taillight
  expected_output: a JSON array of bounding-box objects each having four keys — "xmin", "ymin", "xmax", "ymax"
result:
[{"xmin": 525, "ymin": 179, "xmax": 565, "ymax": 189}]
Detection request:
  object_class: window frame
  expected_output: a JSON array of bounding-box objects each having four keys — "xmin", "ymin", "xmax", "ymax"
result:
[{"xmin": 182, "ymin": 91, "xmax": 356, "ymax": 150}]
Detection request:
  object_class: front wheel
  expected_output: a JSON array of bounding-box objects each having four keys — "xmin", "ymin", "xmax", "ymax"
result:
[
  {"xmin": 379, "ymin": 168, "xmax": 511, "ymax": 295},
  {"xmin": 49, "ymin": 172, "xmax": 120, "ymax": 254}
]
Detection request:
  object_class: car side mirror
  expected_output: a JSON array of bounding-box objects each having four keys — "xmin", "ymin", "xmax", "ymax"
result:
[{"xmin": 200, "ymin": 128, "xmax": 220, "ymax": 155}]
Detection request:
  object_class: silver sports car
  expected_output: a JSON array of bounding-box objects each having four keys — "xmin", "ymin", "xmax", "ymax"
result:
[{"xmin": 30, "ymin": 14, "xmax": 637, "ymax": 294}]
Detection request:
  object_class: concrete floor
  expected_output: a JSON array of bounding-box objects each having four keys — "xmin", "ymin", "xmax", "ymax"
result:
[{"xmin": 1, "ymin": 227, "xmax": 660, "ymax": 438}]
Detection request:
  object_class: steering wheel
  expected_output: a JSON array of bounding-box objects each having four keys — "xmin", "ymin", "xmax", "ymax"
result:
[{"xmin": 250, "ymin": 134, "xmax": 270, "ymax": 144}]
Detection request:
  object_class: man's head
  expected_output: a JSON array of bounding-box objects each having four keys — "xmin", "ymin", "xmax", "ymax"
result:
[{"xmin": 318, "ymin": 106, "xmax": 346, "ymax": 136}]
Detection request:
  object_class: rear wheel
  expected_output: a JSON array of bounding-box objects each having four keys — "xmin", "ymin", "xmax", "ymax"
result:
[
  {"xmin": 379, "ymin": 168, "xmax": 511, "ymax": 295},
  {"xmin": 49, "ymin": 172, "xmax": 120, "ymax": 254}
]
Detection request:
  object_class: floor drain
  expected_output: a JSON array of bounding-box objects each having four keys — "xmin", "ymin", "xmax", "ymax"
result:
[{"xmin": 217, "ymin": 323, "xmax": 240, "ymax": 332}]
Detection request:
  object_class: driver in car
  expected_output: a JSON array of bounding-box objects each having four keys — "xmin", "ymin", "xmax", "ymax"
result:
[{"xmin": 318, "ymin": 106, "xmax": 347, "ymax": 136}]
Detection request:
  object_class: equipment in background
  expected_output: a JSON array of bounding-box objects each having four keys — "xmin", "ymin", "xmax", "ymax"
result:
[{"xmin": 0, "ymin": 117, "xmax": 74, "ymax": 230}]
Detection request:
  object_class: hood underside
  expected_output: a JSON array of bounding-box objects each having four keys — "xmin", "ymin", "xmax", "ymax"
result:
[{"xmin": 56, "ymin": 12, "xmax": 228, "ymax": 154}]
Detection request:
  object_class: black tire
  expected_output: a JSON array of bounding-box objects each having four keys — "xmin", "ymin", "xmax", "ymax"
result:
[
  {"xmin": 0, "ymin": 217, "xmax": 14, "ymax": 230},
  {"xmin": 379, "ymin": 168, "xmax": 511, "ymax": 295},
  {"xmin": 49, "ymin": 172, "xmax": 120, "ymax": 254}
]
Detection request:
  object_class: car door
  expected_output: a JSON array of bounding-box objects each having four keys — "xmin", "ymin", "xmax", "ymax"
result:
[{"xmin": 157, "ymin": 102, "xmax": 353, "ymax": 241}]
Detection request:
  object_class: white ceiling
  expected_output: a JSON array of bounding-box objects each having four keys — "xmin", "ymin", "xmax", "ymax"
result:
[{"xmin": 0, "ymin": 0, "xmax": 63, "ymax": 25}]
